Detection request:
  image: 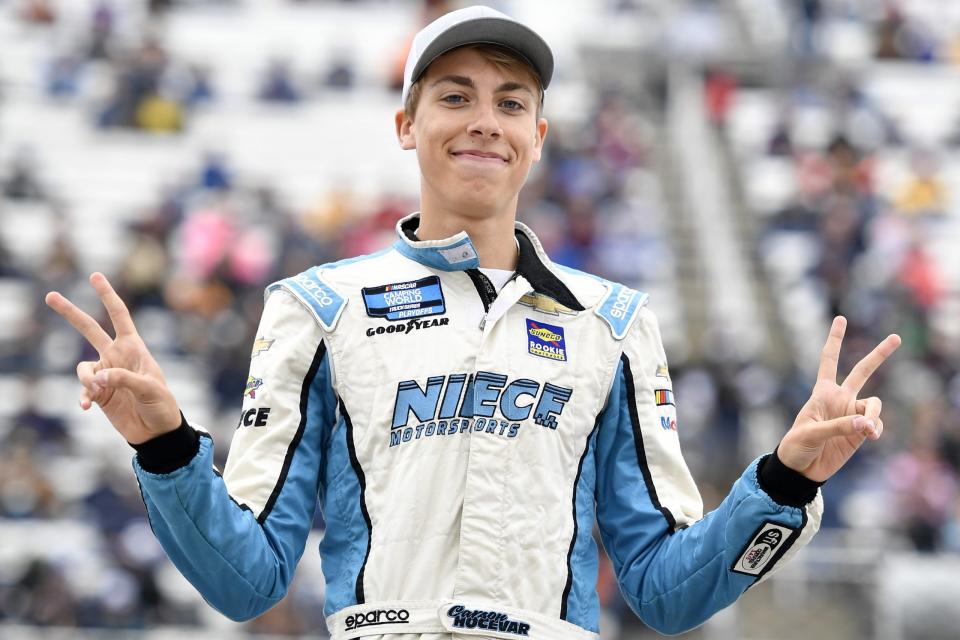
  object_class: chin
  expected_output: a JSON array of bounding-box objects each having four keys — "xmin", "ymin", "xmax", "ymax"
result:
[{"xmin": 464, "ymin": 176, "xmax": 512, "ymax": 196}]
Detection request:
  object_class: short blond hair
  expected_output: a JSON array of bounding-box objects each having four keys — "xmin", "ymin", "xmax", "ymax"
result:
[{"xmin": 403, "ymin": 44, "xmax": 544, "ymax": 119}]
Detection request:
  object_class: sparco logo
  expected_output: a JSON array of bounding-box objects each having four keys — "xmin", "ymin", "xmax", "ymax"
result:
[
  {"xmin": 344, "ymin": 608, "xmax": 409, "ymax": 630},
  {"xmin": 447, "ymin": 605, "xmax": 530, "ymax": 636},
  {"xmin": 294, "ymin": 273, "xmax": 334, "ymax": 307},
  {"xmin": 609, "ymin": 285, "xmax": 637, "ymax": 320}
]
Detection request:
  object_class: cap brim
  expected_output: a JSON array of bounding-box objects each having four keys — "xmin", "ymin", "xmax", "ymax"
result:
[{"xmin": 410, "ymin": 17, "xmax": 554, "ymax": 91}]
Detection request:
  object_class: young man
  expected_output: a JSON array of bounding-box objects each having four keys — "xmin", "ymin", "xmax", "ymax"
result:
[{"xmin": 46, "ymin": 6, "xmax": 901, "ymax": 639}]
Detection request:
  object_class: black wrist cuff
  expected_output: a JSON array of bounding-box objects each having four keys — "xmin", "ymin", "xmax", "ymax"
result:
[
  {"xmin": 131, "ymin": 413, "xmax": 201, "ymax": 474},
  {"xmin": 758, "ymin": 449, "xmax": 823, "ymax": 507}
]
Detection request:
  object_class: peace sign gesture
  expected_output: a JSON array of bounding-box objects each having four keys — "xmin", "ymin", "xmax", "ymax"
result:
[
  {"xmin": 45, "ymin": 273, "xmax": 181, "ymax": 445},
  {"xmin": 778, "ymin": 316, "xmax": 902, "ymax": 483}
]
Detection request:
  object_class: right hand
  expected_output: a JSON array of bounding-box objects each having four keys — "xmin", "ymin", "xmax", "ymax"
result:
[{"xmin": 46, "ymin": 272, "xmax": 181, "ymax": 445}]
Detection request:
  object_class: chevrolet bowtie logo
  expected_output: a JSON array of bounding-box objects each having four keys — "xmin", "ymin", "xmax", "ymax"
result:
[
  {"xmin": 251, "ymin": 338, "xmax": 275, "ymax": 358},
  {"xmin": 518, "ymin": 293, "xmax": 577, "ymax": 316}
]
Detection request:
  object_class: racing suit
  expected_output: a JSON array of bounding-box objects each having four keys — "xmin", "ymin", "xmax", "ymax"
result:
[{"xmin": 132, "ymin": 213, "xmax": 824, "ymax": 639}]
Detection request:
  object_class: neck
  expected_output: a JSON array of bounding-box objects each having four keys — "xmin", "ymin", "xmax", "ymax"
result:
[{"xmin": 416, "ymin": 199, "xmax": 519, "ymax": 270}]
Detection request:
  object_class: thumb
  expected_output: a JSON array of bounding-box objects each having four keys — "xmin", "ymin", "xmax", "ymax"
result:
[
  {"xmin": 806, "ymin": 414, "xmax": 879, "ymax": 441},
  {"xmin": 95, "ymin": 368, "xmax": 161, "ymax": 401}
]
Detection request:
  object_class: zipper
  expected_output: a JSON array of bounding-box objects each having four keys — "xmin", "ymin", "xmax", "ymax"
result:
[{"xmin": 465, "ymin": 269, "xmax": 498, "ymax": 313}]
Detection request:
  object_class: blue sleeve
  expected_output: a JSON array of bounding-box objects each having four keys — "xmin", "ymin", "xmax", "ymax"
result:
[
  {"xmin": 595, "ymin": 314, "xmax": 822, "ymax": 635},
  {"xmin": 133, "ymin": 291, "xmax": 337, "ymax": 621}
]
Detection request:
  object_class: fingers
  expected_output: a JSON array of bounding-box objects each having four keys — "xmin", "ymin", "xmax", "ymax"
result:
[
  {"xmin": 817, "ymin": 316, "xmax": 846, "ymax": 383},
  {"xmin": 860, "ymin": 396, "xmax": 883, "ymax": 439},
  {"xmin": 844, "ymin": 396, "xmax": 885, "ymax": 440},
  {"xmin": 89, "ymin": 272, "xmax": 138, "ymax": 338},
  {"xmin": 95, "ymin": 368, "xmax": 157, "ymax": 401},
  {"xmin": 79, "ymin": 386, "xmax": 95, "ymax": 411},
  {"xmin": 841, "ymin": 333, "xmax": 902, "ymax": 395},
  {"xmin": 809, "ymin": 414, "xmax": 881, "ymax": 441},
  {"xmin": 76, "ymin": 363, "xmax": 166, "ymax": 411},
  {"xmin": 77, "ymin": 361, "xmax": 104, "ymax": 409},
  {"xmin": 45, "ymin": 291, "xmax": 113, "ymax": 354}
]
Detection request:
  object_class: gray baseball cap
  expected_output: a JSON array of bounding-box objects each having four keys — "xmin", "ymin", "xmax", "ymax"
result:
[{"xmin": 401, "ymin": 5, "xmax": 554, "ymax": 106}]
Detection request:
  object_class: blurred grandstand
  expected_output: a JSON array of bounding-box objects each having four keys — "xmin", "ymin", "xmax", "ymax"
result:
[{"xmin": 1, "ymin": 0, "xmax": 959, "ymax": 638}]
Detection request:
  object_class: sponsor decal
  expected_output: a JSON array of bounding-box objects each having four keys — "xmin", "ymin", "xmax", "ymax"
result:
[
  {"xmin": 732, "ymin": 522, "xmax": 796, "ymax": 577},
  {"xmin": 655, "ymin": 363, "xmax": 670, "ymax": 378},
  {"xmin": 438, "ymin": 243, "xmax": 478, "ymax": 264},
  {"xmin": 596, "ymin": 281, "xmax": 644, "ymax": 339},
  {"xmin": 239, "ymin": 407, "xmax": 271, "ymax": 428},
  {"xmin": 244, "ymin": 376, "xmax": 263, "ymax": 399},
  {"xmin": 388, "ymin": 372, "xmax": 572, "ymax": 448},
  {"xmin": 294, "ymin": 272, "xmax": 336, "ymax": 309},
  {"xmin": 446, "ymin": 605, "xmax": 530, "ymax": 636},
  {"xmin": 366, "ymin": 316, "xmax": 449, "ymax": 338},
  {"xmin": 660, "ymin": 416, "xmax": 678, "ymax": 431},
  {"xmin": 344, "ymin": 608, "xmax": 410, "ymax": 630},
  {"xmin": 654, "ymin": 389, "xmax": 674, "ymax": 407},
  {"xmin": 362, "ymin": 276, "xmax": 446, "ymax": 321},
  {"xmin": 518, "ymin": 292, "xmax": 578, "ymax": 316},
  {"xmin": 525, "ymin": 318, "xmax": 567, "ymax": 362},
  {"xmin": 251, "ymin": 337, "xmax": 274, "ymax": 358},
  {"xmin": 608, "ymin": 284, "xmax": 637, "ymax": 321}
]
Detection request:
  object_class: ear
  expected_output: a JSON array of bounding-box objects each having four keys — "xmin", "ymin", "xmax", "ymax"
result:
[
  {"xmin": 395, "ymin": 108, "xmax": 416, "ymax": 150},
  {"xmin": 531, "ymin": 117, "xmax": 548, "ymax": 163}
]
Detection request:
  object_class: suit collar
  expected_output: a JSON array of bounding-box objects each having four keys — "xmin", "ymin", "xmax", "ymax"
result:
[{"xmin": 393, "ymin": 213, "xmax": 584, "ymax": 311}]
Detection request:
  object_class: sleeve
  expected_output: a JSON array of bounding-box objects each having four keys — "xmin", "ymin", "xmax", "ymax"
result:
[
  {"xmin": 132, "ymin": 289, "xmax": 338, "ymax": 621},
  {"xmin": 594, "ymin": 306, "xmax": 823, "ymax": 636}
]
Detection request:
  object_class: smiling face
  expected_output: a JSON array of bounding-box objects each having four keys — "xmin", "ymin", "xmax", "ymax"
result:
[{"xmin": 395, "ymin": 46, "xmax": 549, "ymax": 222}]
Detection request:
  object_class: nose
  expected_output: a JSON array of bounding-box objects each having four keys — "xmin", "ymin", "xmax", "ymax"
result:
[{"xmin": 468, "ymin": 102, "xmax": 502, "ymax": 139}]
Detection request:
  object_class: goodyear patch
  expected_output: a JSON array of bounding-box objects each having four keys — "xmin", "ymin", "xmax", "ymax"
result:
[
  {"xmin": 245, "ymin": 376, "xmax": 263, "ymax": 399},
  {"xmin": 526, "ymin": 318, "xmax": 567, "ymax": 362},
  {"xmin": 362, "ymin": 276, "xmax": 445, "ymax": 321}
]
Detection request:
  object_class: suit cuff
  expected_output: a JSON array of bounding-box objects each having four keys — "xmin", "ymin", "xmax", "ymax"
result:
[
  {"xmin": 758, "ymin": 449, "xmax": 823, "ymax": 507},
  {"xmin": 130, "ymin": 413, "xmax": 200, "ymax": 474}
]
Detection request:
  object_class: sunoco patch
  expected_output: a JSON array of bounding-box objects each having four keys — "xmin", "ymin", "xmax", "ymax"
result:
[
  {"xmin": 362, "ymin": 276, "xmax": 445, "ymax": 321},
  {"xmin": 526, "ymin": 318, "xmax": 567, "ymax": 362}
]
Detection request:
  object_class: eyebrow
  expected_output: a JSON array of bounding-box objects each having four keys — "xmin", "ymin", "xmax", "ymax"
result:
[{"xmin": 429, "ymin": 75, "xmax": 535, "ymax": 97}]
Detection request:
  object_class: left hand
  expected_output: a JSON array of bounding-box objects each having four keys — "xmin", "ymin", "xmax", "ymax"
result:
[{"xmin": 778, "ymin": 316, "xmax": 901, "ymax": 483}]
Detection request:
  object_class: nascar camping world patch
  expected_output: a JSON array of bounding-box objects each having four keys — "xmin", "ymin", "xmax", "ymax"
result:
[{"xmin": 362, "ymin": 276, "xmax": 446, "ymax": 321}]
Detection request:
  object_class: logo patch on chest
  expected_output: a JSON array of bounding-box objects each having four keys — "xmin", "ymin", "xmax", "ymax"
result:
[
  {"xmin": 244, "ymin": 376, "xmax": 263, "ymax": 399},
  {"xmin": 518, "ymin": 292, "xmax": 578, "ymax": 316},
  {"xmin": 362, "ymin": 276, "xmax": 445, "ymax": 321},
  {"xmin": 251, "ymin": 337, "xmax": 274, "ymax": 358},
  {"xmin": 525, "ymin": 318, "xmax": 567, "ymax": 362}
]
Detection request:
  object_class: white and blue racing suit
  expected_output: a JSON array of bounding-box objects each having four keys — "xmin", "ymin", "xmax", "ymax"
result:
[{"xmin": 132, "ymin": 213, "xmax": 823, "ymax": 639}]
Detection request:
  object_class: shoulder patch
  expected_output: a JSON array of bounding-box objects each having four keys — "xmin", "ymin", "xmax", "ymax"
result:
[
  {"xmin": 267, "ymin": 267, "xmax": 346, "ymax": 331},
  {"xmin": 596, "ymin": 281, "xmax": 648, "ymax": 340}
]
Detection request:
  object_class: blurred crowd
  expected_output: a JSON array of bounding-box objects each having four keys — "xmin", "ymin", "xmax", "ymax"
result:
[
  {"xmin": 721, "ymin": 0, "xmax": 960, "ymax": 553},
  {"xmin": 2, "ymin": 0, "xmax": 959, "ymax": 638},
  {"xmin": 790, "ymin": 0, "xmax": 960, "ymax": 64}
]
